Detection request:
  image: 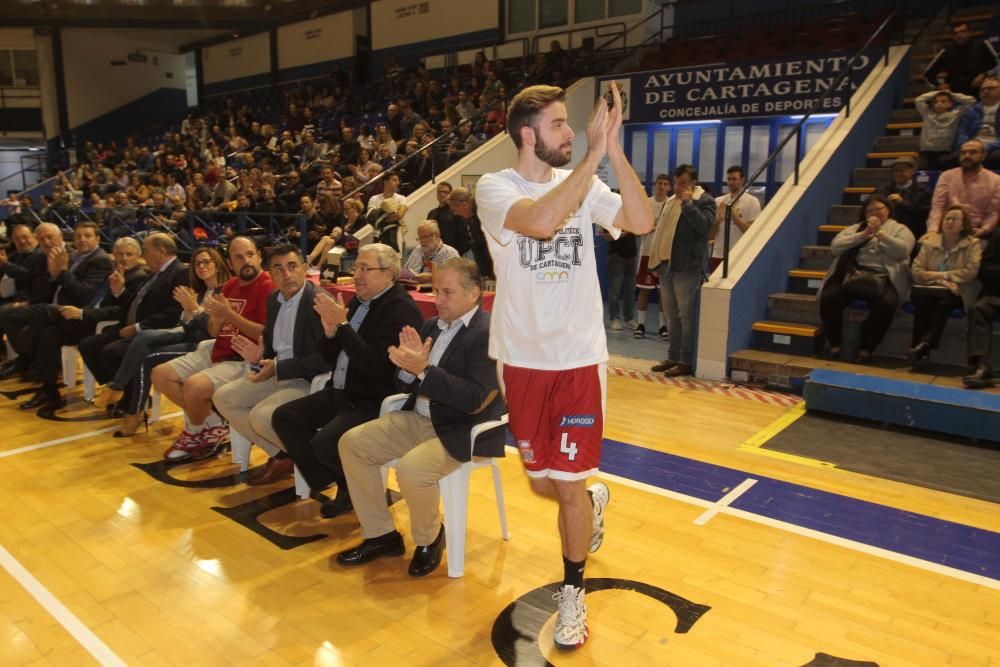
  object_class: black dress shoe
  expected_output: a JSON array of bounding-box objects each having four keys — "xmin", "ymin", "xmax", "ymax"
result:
[
  {"xmin": 20, "ymin": 391, "xmax": 53, "ymax": 410},
  {"xmin": 320, "ymin": 489, "xmax": 353, "ymax": 518},
  {"xmin": 336, "ymin": 530, "xmax": 405, "ymax": 566},
  {"xmin": 963, "ymin": 365, "xmax": 995, "ymax": 389},
  {"xmin": 408, "ymin": 525, "xmax": 445, "ymax": 577},
  {"xmin": 651, "ymin": 359, "xmax": 676, "ymax": 373},
  {"xmin": 0, "ymin": 361, "xmax": 25, "ymax": 381},
  {"xmin": 907, "ymin": 342, "xmax": 931, "ymax": 363},
  {"xmin": 36, "ymin": 398, "xmax": 68, "ymax": 419}
]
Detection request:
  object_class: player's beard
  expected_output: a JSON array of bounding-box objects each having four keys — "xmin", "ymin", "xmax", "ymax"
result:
[{"xmin": 533, "ymin": 130, "xmax": 572, "ymax": 167}]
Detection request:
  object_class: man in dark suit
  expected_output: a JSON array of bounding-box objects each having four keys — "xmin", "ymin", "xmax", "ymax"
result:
[
  {"xmin": 335, "ymin": 258, "xmax": 505, "ymax": 577},
  {"xmin": 0, "ymin": 222, "xmax": 114, "ymax": 414},
  {"xmin": 271, "ymin": 243, "xmax": 423, "ymax": 515},
  {"xmin": 0, "ymin": 223, "xmax": 47, "ymax": 341},
  {"xmin": 963, "ymin": 226, "xmax": 1000, "ymax": 389},
  {"xmin": 214, "ymin": 244, "xmax": 331, "ymax": 486},
  {"xmin": 877, "ymin": 157, "xmax": 932, "ymax": 249},
  {"xmin": 81, "ymin": 233, "xmax": 189, "ymax": 409}
]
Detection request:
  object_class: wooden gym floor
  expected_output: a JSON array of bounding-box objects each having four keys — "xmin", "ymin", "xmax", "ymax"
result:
[{"xmin": 0, "ymin": 364, "xmax": 998, "ymax": 666}]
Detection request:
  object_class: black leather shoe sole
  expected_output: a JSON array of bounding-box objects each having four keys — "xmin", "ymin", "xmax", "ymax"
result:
[
  {"xmin": 320, "ymin": 493, "xmax": 353, "ymax": 519},
  {"xmin": 336, "ymin": 533, "xmax": 405, "ymax": 566}
]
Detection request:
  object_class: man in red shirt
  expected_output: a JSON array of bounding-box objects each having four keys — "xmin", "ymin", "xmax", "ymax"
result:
[{"xmin": 152, "ymin": 237, "xmax": 274, "ymax": 461}]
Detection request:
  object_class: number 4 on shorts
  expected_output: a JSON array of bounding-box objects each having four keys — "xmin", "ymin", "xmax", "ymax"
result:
[{"xmin": 560, "ymin": 432, "xmax": 578, "ymax": 461}]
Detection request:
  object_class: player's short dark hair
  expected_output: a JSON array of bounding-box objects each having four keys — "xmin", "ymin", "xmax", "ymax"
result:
[
  {"xmin": 726, "ymin": 165, "xmax": 745, "ymax": 178},
  {"xmin": 507, "ymin": 85, "xmax": 566, "ymax": 151},
  {"xmin": 268, "ymin": 243, "xmax": 302, "ymax": 265},
  {"xmin": 674, "ymin": 164, "xmax": 698, "ymax": 181},
  {"xmin": 654, "ymin": 173, "xmax": 671, "ymax": 183}
]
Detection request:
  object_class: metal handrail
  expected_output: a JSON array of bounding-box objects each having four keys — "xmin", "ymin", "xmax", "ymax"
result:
[{"xmin": 719, "ymin": 6, "xmax": 903, "ymax": 279}]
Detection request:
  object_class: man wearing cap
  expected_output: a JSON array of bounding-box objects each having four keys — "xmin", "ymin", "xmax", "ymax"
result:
[{"xmin": 877, "ymin": 156, "xmax": 932, "ymax": 250}]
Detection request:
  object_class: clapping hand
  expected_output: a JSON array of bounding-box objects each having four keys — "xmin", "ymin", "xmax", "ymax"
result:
[
  {"xmin": 203, "ymin": 293, "xmax": 234, "ymax": 320},
  {"xmin": 314, "ymin": 291, "xmax": 348, "ymax": 336},
  {"xmin": 232, "ymin": 333, "xmax": 264, "ymax": 363},
  {"xmin": 47, "ymin": 245, "xmax": 69, "ymax": 278},
  {"xmin": 388, "ymin": 325, "xmax": 432, "ymax": 376},
  {"xmin": 108, "ymin": 268, "xmax": 125, "ymax": 294},
  {"xmin": 172, "ymin": 285, "xmax": 199, "ymax": 312}
]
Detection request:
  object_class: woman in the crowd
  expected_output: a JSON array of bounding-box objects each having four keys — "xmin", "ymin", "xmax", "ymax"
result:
[
  {"xmin": 111, "ymin": 247, "xmax": 230, "ymax": 437},
  {"xmin": 819, "ymin": 194, "xmax": 915, "ymax": 362},
  {"xmin": 908, "ymin": 204, "xmax": 982, "ymax": 365}
]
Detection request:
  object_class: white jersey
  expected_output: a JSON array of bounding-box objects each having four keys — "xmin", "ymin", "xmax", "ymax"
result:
[
  {"xmin": 712, "ymin": 191, "xmax": 762, "ymax": 259},
  {"xmin": 476, "ymin": 167, "xmax": 622, "ymax": 370}
]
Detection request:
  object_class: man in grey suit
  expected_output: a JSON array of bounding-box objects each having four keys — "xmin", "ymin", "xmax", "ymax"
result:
[
  {"xmin": 213, "ymin": 244, "xmax": 331, "ymax": 486},
  {"xmin": 335, "ymin": 258, "xmax": 506, "ymax": 577}
]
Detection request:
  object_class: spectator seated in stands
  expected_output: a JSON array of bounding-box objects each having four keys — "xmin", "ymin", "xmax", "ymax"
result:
[
  {"xmin": 963, "ymin": 225, "xmax": 1000, "ymax": 389},
  {"xmin": 81, "ymin": 233, "xmax": 189, "ymax": 411},
  {"xmin": 335, "ymin": 258, "xmax": 505, "ymax": 576},
  {"xmin": 915, "ymin": 88, "xmax": 976, "ymax": 170},
  {"xmin": 908, "ymin": 204, "xmax": 982, "ymax": 367},
  {"xmin": 271, "ymin": 244, "xmax": 423, "ymax": 518},
  {"xmin": 401, "ymin": 221, "xmax": 460, "ymax": 284},
  {"xmin": 367, "ymin": 173, "xmax": 408, "ymax": 251},
  {"xmin": 955, "ymin": 77, "xmax": 1000, "ymax": 169},
  {"xmin": 927, "ymin": 140, "xmax": 1000, "ymax": 240},
  {"xmin": 1, "ymin": 223, "xmax": 117, "ymax": 415},
  {"xmin": 818, "ymin": 195, "xmax": 915, "ymax": 363},
  {"xmin": 152, "ymin": 237, "xmax": 274, "ymax": 461},
  {"xmin": 111, "ymin": 246, "xmax": 230, "ymax": 437},
  {"xmin": 877, "ymin": 156, "xmax": 932, "ymax": 249},
  {"xmin": 447, "ymin": 121, "xmax": 482, "ymax": 165},
  {"xmin": 307, "ymin": 197, "xmax": 365, "ymax": 268},
  {"xmin": 446, "ymin": 186, "xmax": 493, "ymax": 279},
  {"xmin": 214, "ymin": 244, "xmax": 332, "ymax": 487},
  {"xmin": 923, "ymin": 22, "xmax": 999, "ymax": 97}
]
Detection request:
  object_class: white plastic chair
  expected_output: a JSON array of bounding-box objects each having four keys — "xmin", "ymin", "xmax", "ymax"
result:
[
  {"xmin": 379, "ymin": 392, "xmax": 510, "ymax": 578},
  {"xmin": 60, "ymin": 320, "xmax": 117, "ymax": 401}
]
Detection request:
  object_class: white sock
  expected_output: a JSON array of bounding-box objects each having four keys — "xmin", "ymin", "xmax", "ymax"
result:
[
  {"xmin": 659, "ymin": 311, "xmax": 667, "ymax": 327},
  {"xmin": 637, "ymin": 309, "xmax": 646, "ymax": 326},
  {"xmin": 189, "ymin": 420, "xmax": 206, "ymax": 433}
]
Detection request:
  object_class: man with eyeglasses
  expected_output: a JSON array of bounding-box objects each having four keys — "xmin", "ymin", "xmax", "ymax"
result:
[
  {"xmin": 213, "ymin": 244, "xmax": 331, "ymax": 486},
  {"xmin": 271, "ymin": 244, "xmax": 423, "ymax": 517},
  {"xmin": 401, "ymin": 221, "xmax": 459, "ymax": 284},
  {"xmin": 955, "ymin": 77, "xmax": 1000, "ymax": 169}
]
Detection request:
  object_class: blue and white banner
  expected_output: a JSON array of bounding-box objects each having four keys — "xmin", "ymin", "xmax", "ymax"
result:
[{"xmin": 598, "ymin": 50, "xmax": 880, "ymax": 123}]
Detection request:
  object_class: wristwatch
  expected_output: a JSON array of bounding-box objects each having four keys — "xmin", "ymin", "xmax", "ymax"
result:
[{"xmin": 416, "ymin": 366, "xmax": 429, "ymax": 381}]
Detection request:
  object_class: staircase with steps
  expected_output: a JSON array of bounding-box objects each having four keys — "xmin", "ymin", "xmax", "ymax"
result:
[{"xmin": 728, "ymin": 4, "xmax": 1000, "ymax": 392}]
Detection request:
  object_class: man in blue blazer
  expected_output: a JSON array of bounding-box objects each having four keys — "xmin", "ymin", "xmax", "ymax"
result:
[{"xmin": 335, "ymin": 257, "xmax": 506, "ymax": 577}]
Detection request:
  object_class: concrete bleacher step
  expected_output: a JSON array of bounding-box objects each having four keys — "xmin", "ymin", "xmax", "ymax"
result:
[
  {"xmin": 818, "ymin": 224, "xmax": 847, "ymax": 245},
  {"xmin": 829, "ymin": 205, "xmax": 861, "ymax": 226},
  {"xmin": 787, "ymin": 268, "xmax": 826, "ymax": 295},
  {"xmin": 800, "ymin": 245, "xmax": 834, "ymax": 270},
  {"xmin": 768, "ymin": 292, "xmax": 821, "ymax": 326},
  {"xmin": 886, "ymin": 122, "xmax": 921, "ymax": 136},
  {"xmin": 892, "ymin": 109, "xmax": 921, "ymax": 123},
  {"xmin": 842, "ymin": 185, "xmax": 876, "ymax": 204},
  {"xmin": 751, "ymin": 320, "xmax": 824, "ymax": 356},
  {"xmin": 866, "ymin": 151, "xmax": 918, "ymax": 168},
  {"xmin": 853, "ymin": 167, "xmax": 892, "ymax": 187},
  {"xmin": 804, "ymin": 369, "xmax": 1000, "ymax": 443},
  {"xmin": 874, "ymin": 135, "xmax": 921, "ymax": 152}
]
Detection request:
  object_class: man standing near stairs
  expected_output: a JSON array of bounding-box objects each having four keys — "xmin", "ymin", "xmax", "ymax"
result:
[
  {"xmin": 963, "ymin": 225, "xmax": 1000, "ymax": 389},
  {"xmin": 648, "ymin": 164, "xmax": 716, "ymax": 377},
  {"xmin": 923, "ymin": 21, "xmax": 999, "ymax": 97}
]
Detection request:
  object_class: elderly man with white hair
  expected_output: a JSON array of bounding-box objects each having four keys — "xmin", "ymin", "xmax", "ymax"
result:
[{"xmin": 401, "ymin": 220, "xmax": 459, "ymax": 283}]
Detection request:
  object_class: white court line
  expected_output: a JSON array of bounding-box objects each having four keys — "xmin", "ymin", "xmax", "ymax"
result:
[
  {"xmin": 0, "ymin": 411, "xmax": 183, "ymax": 459},
  {"xmin": 693, "ymin": 477, "xmax": 757, "ymax": 525},
  {"xmin": 0, "ymin": 544, "xmax": 128, "ymax": 666},
  {"xmin": 599, "ymin": 471, "xmax": 1000, "ymax": 592}
]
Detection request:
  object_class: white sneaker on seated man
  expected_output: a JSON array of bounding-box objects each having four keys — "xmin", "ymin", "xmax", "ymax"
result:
[{"xmin": 151, "ymin": 237, "xmax": 275, "ymax": 462}]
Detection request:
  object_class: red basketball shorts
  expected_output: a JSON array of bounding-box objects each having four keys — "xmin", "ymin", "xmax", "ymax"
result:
[{"xmin": 501, "ymin": 363, "xmax": 605, "ymax": 481}]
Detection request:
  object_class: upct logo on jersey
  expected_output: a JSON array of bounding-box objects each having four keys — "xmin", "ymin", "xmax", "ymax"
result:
[
  {"xmin": 517, "ymin": 226, "xmax": 584, "ymax": 284},
  {"xmin": 560, "ymin": 414, "xmax": 596, "ymax": 428}
]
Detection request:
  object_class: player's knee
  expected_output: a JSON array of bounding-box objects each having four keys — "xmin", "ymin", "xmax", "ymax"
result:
[{"xmin": 528, "ymin": 476, "xmax": 555, "ymax": 498}]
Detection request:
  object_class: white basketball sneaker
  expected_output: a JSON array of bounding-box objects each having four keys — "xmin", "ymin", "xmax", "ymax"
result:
[
  {"xmin": 553, "ymin": 584, "xmax": 588, "ymax": 650},
  {"xmin": 588, "ymin": 481, "xmax": 610, "ymax": 554}
]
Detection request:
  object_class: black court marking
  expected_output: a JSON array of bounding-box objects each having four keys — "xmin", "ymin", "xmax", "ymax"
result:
[
  {"xmin": 37, "ymin": 408, "xmax": 115, "ymax": 423},
  {"xmin": 801, "ymin": 654, "xmax": 879, "ymax": 667},
  {"xmin": 211, "ymin": 487, "xmax": 328, "ymax": 550},
  {"xmin": 131, "ymin": 456, "xmax": 262, "ymax": 489},
  {"xmin": 491, "ymin": 578, "xmax": 711, "ymax": 666}
]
